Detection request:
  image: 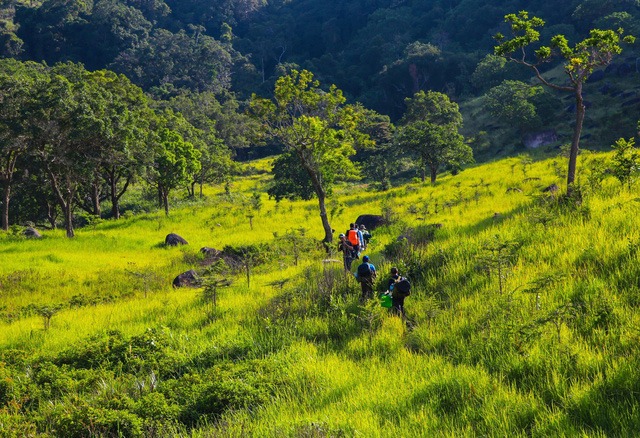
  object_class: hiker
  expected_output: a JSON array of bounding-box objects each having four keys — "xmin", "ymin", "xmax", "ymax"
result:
[
  {"xmin": 346, "ymin": 223, "xmax": 361, "ymax": 258},
  {"xmin": 338, "ymin": 233, "xmax": 355, "ymax": 272},
  {"xmin": 356, "ymin": 225, "xmax": 365, "ymax": 250},
  {"xmin": 359, "ymin": 224, "xmax": 371, "ymax": 250},
  {"xmin": 387, "ymin": 267, "xmax": 410, "ymax": 317},
  {"xmin": 355, "ymin": 255, "xmax": 376, "ymax": 301}
]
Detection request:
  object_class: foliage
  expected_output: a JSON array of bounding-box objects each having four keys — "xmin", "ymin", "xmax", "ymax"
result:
[
  {"xmin": 610, "ymin": 137, "xmax": 640, "ymax": 189},
  {"xmin": 494, "ymin": 10, "xmax": 635, "ymax": 192},
  {"xmin": 251, "ymin": 69, "xmax": 370, "ymax": 243},
  {"xmin": 396, "ymin": 91, "xmax": 473, "ymax": 183}
]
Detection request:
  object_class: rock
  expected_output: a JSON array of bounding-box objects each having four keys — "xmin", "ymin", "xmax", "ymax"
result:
[
  {"xmin": 23, "ymin": 227, "xmax": 42, "ymax": 239},
  {"xmin": 172, "ymin": 270, "xmax": 199, "ymax": 288},
  {"xmin": 200, "ymin": 247, "xmax": 222, "ymax": 266},
  {"xmin": 200, "ymin": 247, "xmax": 221, "ymax": 258},
  {"xmin": 165, "ymin": 233, "xmax": 188, "ymax": 246},
  {"xmin": 543, "ymin": 184, "xmax": 560, "ymax": 193},
  {"xmin": 354, "ymin": 214, "xmax": 386, "ymax": 230}
]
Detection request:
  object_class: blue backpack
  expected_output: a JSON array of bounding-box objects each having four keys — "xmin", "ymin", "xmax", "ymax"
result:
[{"xmin": 357, "ymin": 262, "xmax": 373, "ymax": 278}]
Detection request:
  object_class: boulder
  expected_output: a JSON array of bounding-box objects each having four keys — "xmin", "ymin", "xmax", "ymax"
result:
[
  {"xmin": 172, "ymin": 270, "xmax": 199, "ymax": 288},
  {"xmin": 23, "ymin": 227, "xmax": 42, "ymax": 239},
  {"xmin": 200, "ymin": 247, "xmax": 221, "ymax": 258},
  {"xmin": 200, "ymin": 247, "xmax": 222, "ymax": 266},
  {"xmin": 354, "ymin": 214, "xmax": 386, "ymax": 230},
  {"xmin": 165, "ymin": 233, "xmax": 188, "ymax": 246}
]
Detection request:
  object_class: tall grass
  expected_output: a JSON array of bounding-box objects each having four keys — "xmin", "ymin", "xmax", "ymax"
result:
[{"xmin": 3, "ymin": 151, "xmax": 640, "ymax": 436}]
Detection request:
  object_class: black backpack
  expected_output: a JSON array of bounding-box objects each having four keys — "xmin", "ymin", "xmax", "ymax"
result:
[
  {"xmin": 395, "ymin": 277, "xmax": 411, "ymax": 296},
  {"xmin": 357, "ymin": 262, "xmax": 372, "ymax": 278}
]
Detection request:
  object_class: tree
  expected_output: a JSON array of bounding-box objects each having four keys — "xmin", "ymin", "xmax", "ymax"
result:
[
  {"xmin": 155, "ymin": 91, "xmax": 238, "ymax": 197},
  {"xmin": 28, "ymin": 63, "xmax": 99, "ymax": 238},
  {"xmin": 0, "ymin": 59, "xmax": 46, "ymax": 231},
  {"xmin": 484, "ymin": 80, "xmax": 546, "ymax": 133},
  {"xmin": 494, "ymin": 11, "xmax": 635, "ymax": 194},
  {"xmin": 610, "ymin": 137, "xmax": 640, "ymax": 190},
  {"xmin": 267, "ymin": 151, "xmax": 315, "ymax": 202},
  {"xmin": 250, "ymin": 69, "xmax": 368, "ymax": 244},
  {"xmin": 146, "ymin": 111, "xmax": 201, "ymax": 215},
  {"xmin": 396, "ymin": 91, "xmax": 473, "ymax": 184},
  {"xmin": 90, "ymin": 71, "xmax": 151, "ymax": 219}
]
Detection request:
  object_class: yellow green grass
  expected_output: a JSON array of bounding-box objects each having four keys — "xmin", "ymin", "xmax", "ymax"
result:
[{"xmin": 2, "ymin": 151, "xmax": 640, "ymax": 436}]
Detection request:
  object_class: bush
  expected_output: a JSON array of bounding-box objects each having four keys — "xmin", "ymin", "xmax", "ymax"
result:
[{"xmin": 50, "ymin": 405, "xmax": 143, "ymax": 438}]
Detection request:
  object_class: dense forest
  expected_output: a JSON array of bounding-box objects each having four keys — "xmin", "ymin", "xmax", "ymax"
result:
[{"xmin": 1, "ymin": 0, "xmax": 639, "ymax": 233}]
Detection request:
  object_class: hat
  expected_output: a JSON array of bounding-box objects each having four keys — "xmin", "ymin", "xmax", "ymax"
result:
[
  {"xmin": 338, "ymin": 233, "xmax": 345, "ymax": 238},
  {"xmin": 362, "ymin": 255, "xmax": 370, "ymax": 262},
  {"xmin": 359, "ymin": 224, "xmax": 366, "ymax": 229}
]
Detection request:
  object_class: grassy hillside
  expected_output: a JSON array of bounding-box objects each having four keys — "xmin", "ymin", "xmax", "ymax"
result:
[{"xmin": 2, "ymin": 151, "xmax": 640, "ymax": 436}]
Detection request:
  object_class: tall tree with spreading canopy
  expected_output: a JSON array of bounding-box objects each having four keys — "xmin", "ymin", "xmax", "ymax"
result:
[
  {"xmin": 494, "ymin": 11, "xmax": 635, "ymax": 194},
  {"xmin": 396, "ymin": 90, "xmax": 472, "ymax": 184},
  {"xmin": 28, "ymin": 62, "xmax": 99, "ymax": 238},
  {"xmin": 0, "ymin": 59, "xmax": 46, "ymax": 231},
  {"xmin": 250, "ymin": 69, "xmax": 368, "ymax": 244}
]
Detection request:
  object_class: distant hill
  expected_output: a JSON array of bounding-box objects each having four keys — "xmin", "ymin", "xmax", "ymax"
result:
[{"xmin": 0, "ymin": 0, "xmax": 639, "ymax": 155}]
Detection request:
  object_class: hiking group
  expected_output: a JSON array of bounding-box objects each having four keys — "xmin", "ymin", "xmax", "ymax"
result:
[{"xmin": 337, "ymin": 222, "xmax": 410, "ymax": 317}]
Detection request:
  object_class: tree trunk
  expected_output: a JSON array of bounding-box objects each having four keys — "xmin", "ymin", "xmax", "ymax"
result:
[
  {"xmin": 162, "ymin": 189, "xmax": 170, "ymax": 216},
  {"xmin": 91, "ymin": 181, "xmax": 101, "ymax": 217},
  {"xmin": 430, "ymin": 166, "xmax": 438, "ymax": 184},
  {"xmin": 308, "ymin": 169, "xmax": 332, "ymax": 243},
  {"xmin": 420, "ymin": 167, "xmax": 426, "ymax": 182},
  {"xmin": 1, "ymin": 152, "xmax": 17, "ymax": 231},
  {"xmin": 567, "ymin": 83, "xmax": 585, "ymax": 195},
  {"xmin": 298, "ymin": 151, "xmax": 333, "ymax": 244},
  {"xmin": 63, "ymin": 202, "xmax": 75, "ymax": 238},
  {"xmin": 47, "ymin": 202, "xmax": 57, "ymax": 229},
  {"xmin": 45, "ymin": 164, "xmax": 75, "ymax": 237},
  {"xmin": 110, "ymin": 174, "xmax": 120, "ymax": 220},
  {"xmin": 317, "ymin": 191, "xmax": 333, "ymax": 244},
  {"xmin": 1, "ymin": 181, "xmax": 10, "ymax": 231}
]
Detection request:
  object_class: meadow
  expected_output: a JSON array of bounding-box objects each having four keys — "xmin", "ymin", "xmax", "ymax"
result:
[{"xmin": 2, "ymin": 150, "xmax": 640, "ymax": 437}]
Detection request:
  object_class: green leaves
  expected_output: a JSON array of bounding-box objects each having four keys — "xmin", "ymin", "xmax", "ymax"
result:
[
  {"xmin": 251, "ymin": 69, "xmax": 368, "ymax": 242},
  {"xmin": 397, "ymin": 91, "xmax": 471, "ymax": 184}
]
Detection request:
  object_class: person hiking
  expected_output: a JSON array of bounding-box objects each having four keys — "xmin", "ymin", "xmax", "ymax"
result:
[
  {"xmin": 359, "ymin": 224, "xmax": 371, "ymax": 250},
  {"xmin": 356, "ymin": 225, "xmax": 365, "ymax": 251},
  {"xmin": 387, "ymin": 267, "xmax": 410, "ymax": 317},
  {"xmin": 346, "ymin": 223, "xmax": 361, "ymax": 258},
  {"xmin": 338, "ymin": 233, "xmax": 355, "ymax": 272},
  {"xmin": 355, "ymin": 255, "xmax": 376, "ymax": 301}
]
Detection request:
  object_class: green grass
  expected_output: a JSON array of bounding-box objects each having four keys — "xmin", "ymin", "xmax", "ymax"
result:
[{"xmin": 2, "ymin": 152, "xmax": 640, "ymax": 436}]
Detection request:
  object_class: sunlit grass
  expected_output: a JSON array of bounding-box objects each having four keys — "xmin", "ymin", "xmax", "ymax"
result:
[{"xmin": 3, "ymin": 152, "xmax": 640, "ymax": 435}]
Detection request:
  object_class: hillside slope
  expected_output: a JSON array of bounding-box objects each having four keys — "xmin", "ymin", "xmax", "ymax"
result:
[{"xmin": 2, "ymin": 152, "xmax": 640, "ymax": 436}]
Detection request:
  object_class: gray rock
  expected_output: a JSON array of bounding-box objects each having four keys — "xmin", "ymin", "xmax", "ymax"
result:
[
  {"xmin": 355, "ymin": 214, "xmax": 386, "ymax": 230},
  {"xmin": 172, "ymin": 270, "xmax": 200, "ymax": 288},
  {"xmin": 24, "ymin": 227, "xmax": 42, "ymax": 239},
  {"xmin": 165, "ymin": 233, "xmax": 188, "ymax": 246}
]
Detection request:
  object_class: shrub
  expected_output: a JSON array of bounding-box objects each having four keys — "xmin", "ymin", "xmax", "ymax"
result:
[{"xmin": 50, "ymin": 405, "xmax": 143, "ymax": 438}]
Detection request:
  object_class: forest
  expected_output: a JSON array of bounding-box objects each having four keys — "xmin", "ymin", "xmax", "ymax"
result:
[{"xmin": 2, "ymin": 0, "xmax": 640, "ymax": 436}]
